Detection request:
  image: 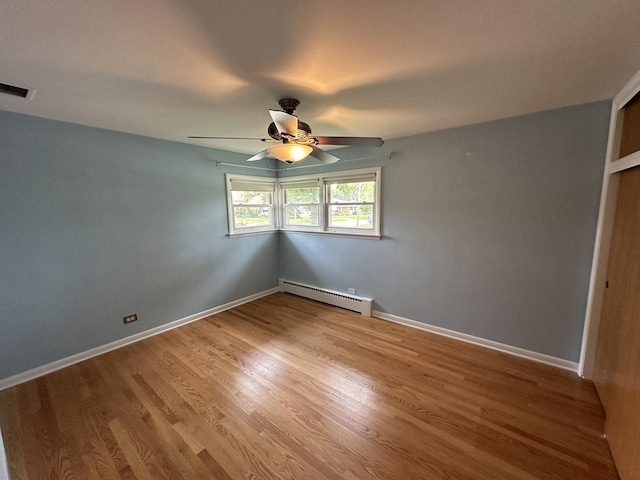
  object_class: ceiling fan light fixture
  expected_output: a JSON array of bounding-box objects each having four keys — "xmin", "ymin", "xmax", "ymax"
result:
[{"xmin": 268, "ymin": 143, "xmax": 313, "ymax": 163}]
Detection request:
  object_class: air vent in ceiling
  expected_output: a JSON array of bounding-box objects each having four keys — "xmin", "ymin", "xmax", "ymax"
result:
[{"xmin": 0, "ymin": 82, "xmax": 30, "ymax": 98}]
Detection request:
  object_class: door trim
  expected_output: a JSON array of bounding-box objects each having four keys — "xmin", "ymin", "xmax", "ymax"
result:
[{"xmin": 579, "ymin": 67, "xmax": 640, "ymax": 378}]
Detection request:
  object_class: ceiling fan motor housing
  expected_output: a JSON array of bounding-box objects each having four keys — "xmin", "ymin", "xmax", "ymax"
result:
[{"xmin": 267, "ymin": 120, "xmax": 312, "ymax": 140}]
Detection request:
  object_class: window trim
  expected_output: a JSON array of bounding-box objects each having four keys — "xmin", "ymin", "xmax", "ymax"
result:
[
  {"xmin": 279, "ymin": 178, "xmax": 322, "ymax": 233},
  {"xmin": 324, "ymin": 171, "xmax": 379, "ymax": 236},
  {"xmin": 225, "ymin": 167, "xmax": 381, "ymax": 238},
  {"xmin": 226, "ymin": 174, "xmax": 277, "ymax": 236}
]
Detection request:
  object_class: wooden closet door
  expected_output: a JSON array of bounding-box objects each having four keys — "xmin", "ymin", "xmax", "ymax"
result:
[{"xmin": 593, "ymin": 164, "xmax": 640, "ymax": 479}]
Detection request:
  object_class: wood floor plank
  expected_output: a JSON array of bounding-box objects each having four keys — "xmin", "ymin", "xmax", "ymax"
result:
[
  {"xmin": 0, "ymin": 389, "xmax": 28, "ymax": 480},
  {"xmin": 0, "ymin": 293, "xmax": 619, "ymax": 479}
]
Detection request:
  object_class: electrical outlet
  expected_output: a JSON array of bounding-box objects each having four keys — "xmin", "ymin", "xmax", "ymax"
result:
[
  {"xmin": 123, "ymin": 314, "xmax": 137, "ymax": 324},
  {"xmin": 348, "ymin": 288, "xmax": 356, "ymax": 294}
]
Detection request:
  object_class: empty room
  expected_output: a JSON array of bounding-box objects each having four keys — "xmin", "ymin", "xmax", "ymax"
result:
[{"xmin": 2, "ymin": 1, "xmax": 640, "ymax": 479}]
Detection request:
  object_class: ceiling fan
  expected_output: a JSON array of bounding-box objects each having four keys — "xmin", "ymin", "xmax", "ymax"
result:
[{"xmin": 189, "ymin": 98, "xmax": 384, "ymax": 164}]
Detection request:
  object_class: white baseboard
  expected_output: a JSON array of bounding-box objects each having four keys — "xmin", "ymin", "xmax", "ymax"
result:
[
  {"xmin": 0, "ymin": 287, "xmax": 280, "ymax": 391},
  {"xmin": 372, "ymin": 310, "xmax": 579, "ymax": 373}
]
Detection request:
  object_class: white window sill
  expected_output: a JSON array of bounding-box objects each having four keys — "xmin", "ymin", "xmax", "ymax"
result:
[
  {"xmin": 227, "ymin": 229, "xmax": 382, "ymax": 240},
  {"xmin": 227, "ymin": 229, "xmax": 277, "ymax": 238},
  {"xmin": 280, "ymin": 229, "xmax": 382, "ymax": 240}
]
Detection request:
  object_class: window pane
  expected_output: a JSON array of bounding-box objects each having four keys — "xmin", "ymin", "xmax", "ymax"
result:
[
  {"xmin": 329, "ymin": 205, "xmax": 373, "ymax": 229},
  {"xmin": 284, "ymin": 187, "xmax": 320, "ymax": 204},
  {"xmin": 285, "ymin": 205, "xmax": 319, "ymax": 226},
  {"xmin": 233, "ymin": 206, "xmax": 272, "ymax": 228},
  {"xmin": 329, "ymin": 181, "xmax": 375, "ymax": 203},
  {"xmin": 232, "ymin": 191, "xmax": 272, "ymax": 205}
]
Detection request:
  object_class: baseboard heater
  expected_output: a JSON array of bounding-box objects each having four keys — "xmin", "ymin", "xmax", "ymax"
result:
[{"xmin": 279, "ymin": 279, "xmax": 373, "ymax": 316}]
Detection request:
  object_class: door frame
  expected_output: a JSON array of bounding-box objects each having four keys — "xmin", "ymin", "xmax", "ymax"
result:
[{"xmin": 579, "ymin": 67, "xmax": 640, "ymax": 378}]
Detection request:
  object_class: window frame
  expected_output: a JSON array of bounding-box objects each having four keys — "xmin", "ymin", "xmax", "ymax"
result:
[
  {"xmin": 226, "ymin": 174, "xmax": 277, "ymax": 236},
  {"xmin": 324, "ymin": 171, "xmax": 379, "ymax": 236},
  {"xmin": 225, "ymin": 167, "xmax": 381, "ymax": 238},
  {"xmin": 279, "ymin": 178, "xmax": 322, "ymax": 233}
]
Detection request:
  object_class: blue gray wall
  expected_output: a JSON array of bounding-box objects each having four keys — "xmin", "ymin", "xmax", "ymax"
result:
[
  {"xmin": 0, "ymin": 111, "xmax": 278, "ymax": 379},
  {"xmin": 279, "ymin": 101, "xmax": 610, "ymax": 362},
  {"xmin": 0, "ymin": 101, "xmax": 609, "ymax": 380}
]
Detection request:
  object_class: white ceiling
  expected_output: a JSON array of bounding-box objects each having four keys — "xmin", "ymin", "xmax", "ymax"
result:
[{"xmin": 2, "ymin": 0, "xmax": 640, "ymax": 154}]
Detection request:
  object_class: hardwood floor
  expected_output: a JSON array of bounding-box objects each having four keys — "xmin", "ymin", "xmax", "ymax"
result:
[{"xmin": 0, "ymin": 293, "xmax": 618, "ymax": 479}]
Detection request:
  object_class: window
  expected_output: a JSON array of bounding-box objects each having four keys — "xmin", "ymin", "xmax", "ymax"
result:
[
  {"xmin": 226, "ymin": 175, "xmax": 276, "ymax": 235},
  {"xmin": 326, "ymin": 174, "xmax": 376, "ymax": 233},
  {"xmin": 280, "ymin": 180, "xmax": 321, "ymax": 229},
  {"xmin": 226, "ymin": 167, "xmax": 381, "ymax": 238}
]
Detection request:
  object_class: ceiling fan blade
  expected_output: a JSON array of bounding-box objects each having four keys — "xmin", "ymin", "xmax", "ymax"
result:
[
  {"xmin": 309, "ymin": 145, "xmax": 339, "ymax": 164},
  {"xmin": 247, "ymin": 149, "xmax": 272, "ymax": 162},
  {"xmin": 188, "ymin": 136, "xmax": 268, "ymax": 141},
  {"xmin": 269, "ymin": 110, "xmax": 298, "ymax": 136},
  {"xmin": 313, "ymin": 136, "xmax": 384, "ymax": 147}
]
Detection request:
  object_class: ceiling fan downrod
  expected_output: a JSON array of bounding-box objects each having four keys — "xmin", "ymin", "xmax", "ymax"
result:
[{"xmin": 278, "ymin": 98, "xmax": 300, "ymax": 115}]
